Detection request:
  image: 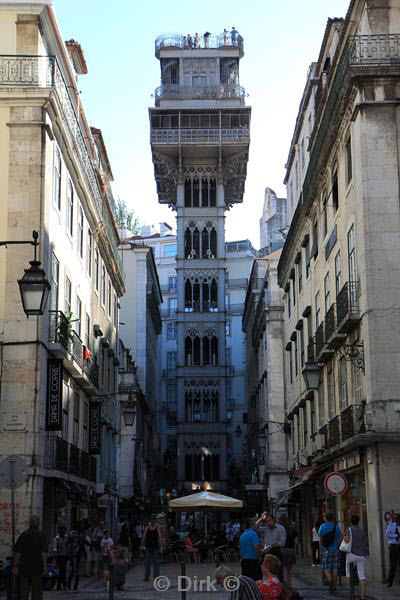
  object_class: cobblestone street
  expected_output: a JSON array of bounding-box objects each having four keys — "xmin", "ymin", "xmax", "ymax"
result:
[{"xmin": 40, "ymin": 559, "xmax": 400, "ymax": 600}]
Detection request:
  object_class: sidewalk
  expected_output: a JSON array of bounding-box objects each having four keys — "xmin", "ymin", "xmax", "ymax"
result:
[{"xmin": 293, "ymin": 556, "xmax": 400, "ymax": 600}]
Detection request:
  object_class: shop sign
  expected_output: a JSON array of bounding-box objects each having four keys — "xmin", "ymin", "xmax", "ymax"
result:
[
  {"xmin": 45, "ymin": 359, "xmax": 63, "ymax": 431},
  {"xmin": 89, "ymin": 401, "xmax": 101, "ymax": 455},
  {"xmin": 324, "ymin": 471, "xmax": 349, "ymax": 496}
]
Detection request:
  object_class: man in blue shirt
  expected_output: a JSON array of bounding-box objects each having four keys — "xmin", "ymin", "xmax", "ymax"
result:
[
  {"xmin": 239, "ymin": 518, "xmax": 261, "ymax": 581},
  {"xmin": 386, "ymin": 513, "xmax": 400, "ymax": 587},
  {"xmin": 318, "ymin": 511, "xmax": 342, "ymax": 594}
]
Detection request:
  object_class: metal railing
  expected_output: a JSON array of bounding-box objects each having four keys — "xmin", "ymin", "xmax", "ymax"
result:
[
  {"xmin": 155, "ymin": 83, "xmax": 245, "ymax": 102},
  {"xmin": 83, "ymin": 356, "xmax": 99, "ymax": 388},
  {"xmin": 151, "ymin": 128, "xmax": 249, "ymax": 144},
  {"xmin": 336, "ymin": 281, "xmax": 359, "ymax": 325},
  {"xmin": 349, "ymin": 34, "xmax": 400, "ymax": 65},
  {"xmin": 0, "ymin": 55, "xmax": 123, "ymax": 278},
  {"xmin": 44, "ymin": 434, "xmax": 97, "ymax": 481},
  {"xmin": 71, "ymin": 331, "xmax": 83, "ymax": 368},
  {"xmin": 341, "ymin": 405, "xmax": 355, "ymax": 441},
  {"xmin": 155, "ymin": 32, "xmax": 244, "ymax": 53},
  {"xmin": 328, "ymin": 416, "xmax": 341, "ymax": 448},
  {"xmin": 48, "ymin": 310, "xmax": 71, "ymax": 352},
  {"xmin": 325, "ymin": 304, "xmax": 335, "ymax": 341},
  {"xmin": 315, "ymin": 322, "xmax": 324, "ymax": 356}
]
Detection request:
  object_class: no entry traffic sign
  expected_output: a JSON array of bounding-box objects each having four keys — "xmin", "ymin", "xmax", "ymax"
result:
[{"xmin": 324, "ymin": 471, "xmax": 349, "ymax": 496}]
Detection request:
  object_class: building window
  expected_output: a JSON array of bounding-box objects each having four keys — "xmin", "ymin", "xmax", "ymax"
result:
[
  {"xmin": 168, "ymin": 276, "xmax": 177, "ymax": 291},
  {"xmin": 324, "ymin": 273, "xmax": 330, "ymax": 313},
  {"xmin": 78, "ymin": 207, "xmax": 84, "ymax": 258},
  {"xmin": 53, "ymin": 147, "xmax": 62, "ymax": 210},
  {"xmin": 294, "ymin": 160, "xmax": 299, "ymax": 191},
  {"xmin": 65, "ymin": 276, "xmax": 72, "ymax": 314},
  {"xmin": 311, "ymin": 397, "xmax": 316, "ymax": 435},
  {"xmin": 347, "ymin": 224, "xmax": 357, "ymax": 283},
  {"xmin": 346, "ymin": 136, "xmax": 352, "ymax": 185},
  {"xmin": 321, "ymin": 193, "xmax": 328, "ymax": 239},
  {"xmin": 76, "ymin": 296, "xmax": 82, "ymax": 337},
  {"xmin": 85, "ymin": 313, "xmax": 90, "ymax": 348},
  {"xmin": 101, "ymin": 264, "xmax": 106, "ymax": 305},
  {"xmin": 289, "ymin": 346, "xmax": 293, "ymax": 384},
  {"xmin": 328, "ymin": 363, "xmax": 336, "ymax": 419},
  {"xmin": 311, "ymin": 219, "xmax": 318, "ymax": 260},
  {"xmin": 318, "ymin": 380, "xmax": 325, "ymax": 426},
  {"xmin": 108, "ymin": 280, "xmax": 112, "ymax": 317},
  {"xmin": 113, "ymin": 293, "xmax": 118, "ymax": 326},
  {"xmin": 167, "ymin": 321, "xmax": 177, "ymax": 339},
  {"xmin": 167, "ymin": 351, "xmax": 177, "ymax": 369},
  {"xmin": 353, "ymin": 363, "xmax": 362, "ymax": 404},
  {"xmin": 300, "ymin": 327, "xmax": 305, "ymax": 367},
  {"xmin": 296, "ymin": 254, "xmax": 302, "ymax": 294},
  {"xmin": 86, "ymin": 229, "xmax": 92, "ymax": 275},
  {"xmin": 167, "ymin": 383, "xmax": 176, "ymax": 405},
  {"xmin": 332, "ymin": 169, "xmax": 339, "ymax": 213},
  {"xmin": 303, "ymin": 406, "xmax": 308, "ymax": 446},
  {"xmin": 62, "ymin": 382, "xmax": 69, "ymax": 439},
  {"xmin": 66, "ymin": 181, "xmax": 74, "ymax": 237},
  {"xmin": 335, "ymin": 251, "xmax": 342, "ymax": 296},
  {"xmin": 73, "ymin": 392, "xmax": 80, "ymax": 447},
  {"xmin": 338, "ymin": 357, "xmax": 348, "ymax": 410},
  {"xmin": 301, "ymin": 138, "xmax": 305, "ymax": 171},
  {"xmin": 164, "ymin": 244, "xmax": 177, "ymax": 257},
  {"xmin": 294, "ymin": 336, "xmax": 298, "ymax": 376},
  {"xmin": 94, "ymin": 247, "xmax": 99, "ymax": 290},
  {"xmin": 292, "ymin": 276, "xmax": 296, "ymax": 306},
  {"xmin": 50, "ymin": 253, "xmax": 59, "ymax": 312},
  {"xmin": 185, "ymin": 177, "xmax": 216, "ymax": 207},
  {"xmin": 305, "ymin": 234, "xmax": 310, "ymax": 278},
  {"xmin": 315, "ymin": 291, "xmax": 320, "ymax": 328},
  {"xmin": 287, "ymin": 286, "xmax": 291, "ymax": 318}
]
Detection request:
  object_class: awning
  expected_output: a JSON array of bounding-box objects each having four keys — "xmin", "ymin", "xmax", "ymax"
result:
[{"xmin": 169, "ymin": 491, "xmax": 243, "ymax": 511}]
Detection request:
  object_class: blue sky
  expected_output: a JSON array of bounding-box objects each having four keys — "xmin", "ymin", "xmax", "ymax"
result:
[{"xmin": 54, "ymin": 0, "xmax": 350, "ymax": 247}]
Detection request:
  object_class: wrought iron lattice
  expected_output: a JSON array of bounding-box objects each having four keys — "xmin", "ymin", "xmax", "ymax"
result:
[{"xmin": 349, "ymin": 34, "xmax": 400, "ymax": 65}]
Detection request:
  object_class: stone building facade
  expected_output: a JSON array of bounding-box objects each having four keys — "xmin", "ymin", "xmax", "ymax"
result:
[
  {"xmin": 149, "ymin": 32, "xmax": 250, "ymax": 493},
  {"xmin": 259, "ymin": 188, "xmax": 287, "ymax": 253},
  {"xmin": 0, "ymin": 2, "xmax": 124, "ymax": 546},
  {"xmin": 278, "ymin": 0, "xmax": 400, "ymax": 581}
]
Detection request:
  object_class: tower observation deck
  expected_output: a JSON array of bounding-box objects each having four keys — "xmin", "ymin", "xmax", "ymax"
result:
[{"xmin": 149, "ymin": 30, "xmax": 251, "ymax": 493}]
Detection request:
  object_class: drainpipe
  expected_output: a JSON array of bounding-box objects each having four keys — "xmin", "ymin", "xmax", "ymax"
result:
[{"xmin": 374, "ymin": 442, "xmax": 386, "ymax": 583}]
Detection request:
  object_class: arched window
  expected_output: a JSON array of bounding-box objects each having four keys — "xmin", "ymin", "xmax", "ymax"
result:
[
  {"xmin": 211, "ymin": 336, "xmax": 218, "ymax": 365},
  {"xmin": 193, "ymin": 279, "xmax": 200, "ymax": 311},
  {"xmin": 210, "ymin": 278, "xmax": 218, "ymax": 310},
  {"xmin": 193, "ymin": 228, "xmax": 200, "ymax": 258},
  {"xmin": 184, "ymin": 178, "xmax": 192, "ymax": 207},
  {"xmin": 185, "ymin": 279, "xmax": 192, "ymax": 311},
  {"xmin": 193, "ymin": 178, "xmax": 200, "ymax": 207},
  {"xmin": 193, "ymin": 336, "xmax": 201, "ymax": 365},
  {"xmin": 184, "ymin": 228, "xmax": 192, "ymax": 258},
  {"xmin": 210, "ymin": 178, "xmax": 216, "ymax": 206},
  {"xmin": 203, "ymin": 336, "xmax": 210, "ymax": 366},
  {"xmin": 202, "ymin": 278, "xmax": 210, "ymax": 311},
  {"xmin": 210, "ymin": 227, "xmax": 217, "ymax": 257},
  {"xmin": 201, "ymin": 178, "xmax": 209, "ymax": 207},
  {"xmin": 202, "ymin": 228, "xmax": 209, "ymax": 258},
  {"xmin": 185, "ymin": 336, "xmax": 192, "ymax": 365}
]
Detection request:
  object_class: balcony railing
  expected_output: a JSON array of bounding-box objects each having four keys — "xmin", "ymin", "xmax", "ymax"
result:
[
  {"xmin": 336, "ymin": 281, "xmax": 360, "ymax": 331},
  {"xmin": 325, "ymin": 304, "xmax": 335, "ymax": 342},
  {"xmin": 155, "ymin": 32, "xmax": 244, "ymax": 54},
  {"xmin": 328, "ymin": 416, "xmax": 341, "ymax": 448},
  {"xmin": 315, "ymin": 322, "xmax": 324, "ymax": 357},
  {"xmin": 44, "ymin": 434, "xmax": 97, "ymax": 482},
  {"xmin": 0, "ymin": 55, "xmax": 123, "ymax": 278},
  {"xmin": 49, "ymin": 310, "xmax": 71, "ymax": 352},
  {"xmin": 151, "ymin": 128, "xmax": 249, "ymax": 145},
  {"xmin": 83, "ymin": 356, "xmax": 99, "ymax": 389},
  {"xmin": 155, "ymin": 83, "xmax": 245, "ymax": 103},
  {"xmin": 307, "ymin": 338, "xmax": 315, "ymax": 361},
  {"xmin": 71, "ymin": 331, "xmax": 83, "ymax": 368},
  {"xmin": 349, "ymin": 34, "xmax": 400, "ymax": 65},
  {"xmin": 341, "ymin": 405, "xmax": 355, "ymax": 441}
]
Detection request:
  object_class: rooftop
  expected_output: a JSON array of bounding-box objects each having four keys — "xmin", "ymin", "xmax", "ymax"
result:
[{"xmin": 155, "ymin": 30, "xmax": 243, "ymax": 56}]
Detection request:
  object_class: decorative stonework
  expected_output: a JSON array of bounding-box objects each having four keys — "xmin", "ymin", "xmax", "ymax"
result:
[
  {"xmin": 184, "ymin": 218, "xmax": 217, "ymax": 229},
  {"xmin": 152, "ymin": 151, "xmax": 178, "ymax": 206},
  {"xmin": 222, "ymin": 151, "xmax": 248, "ymax": 207},
  {"xmin": 184, "ymin": 324, "xmax": 217, "ymax": 336},
  {"xmin": 184, "ymin": 165, "xmax": 217, "ymax": 178},
  {"xmin": 183, "ymin": 58, "xmax": 217, "ymax": 76},
  {"xmin": 185, "ymin": 270, "xmax": 218, "ymax": 280}
]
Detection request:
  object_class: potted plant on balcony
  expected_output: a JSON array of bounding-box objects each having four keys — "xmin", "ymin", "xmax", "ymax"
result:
[{"xmin": 57, "ymin": 309, "xmax": 74, "ymax": 349}]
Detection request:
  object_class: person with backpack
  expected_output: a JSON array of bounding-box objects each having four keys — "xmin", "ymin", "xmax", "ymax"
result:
[
  {"xmin": 343, "ymin": 515, "xmax": 368, "ymax": 600},
  {"xmin": 318, "ymin": 511, "xmax": 342, "ymax": 594}
]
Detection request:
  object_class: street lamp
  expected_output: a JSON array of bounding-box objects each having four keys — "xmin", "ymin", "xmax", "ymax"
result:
[
  {"xmin": 0, "ymin": 230, "xmax": 50, "ymax": 317},
  {"xmin": 302, "ymin": 361, "xmax": 322, "ymax": 391},
  {"xmin": 235, "ymin": 424, "xmax": 242, "ymax": 438},
  {"xmin": 123, "ymin": 402, "xmax": 136, "ymax": 427}
]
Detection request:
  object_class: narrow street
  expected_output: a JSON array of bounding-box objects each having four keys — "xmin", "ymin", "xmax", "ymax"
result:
[{"xmin": 41, "ymin": 559, "xmax": 400, "ymax": 600}]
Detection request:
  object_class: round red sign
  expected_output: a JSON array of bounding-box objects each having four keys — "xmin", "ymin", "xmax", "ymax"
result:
[{"xmin": 324, "ymin": 471, "xmax": 348, "ymax": 496}]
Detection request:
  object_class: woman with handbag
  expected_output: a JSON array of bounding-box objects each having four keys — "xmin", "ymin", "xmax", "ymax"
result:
[{"xmin": 341, "ymin": 514, "xmax": 368, "ymax": 600}]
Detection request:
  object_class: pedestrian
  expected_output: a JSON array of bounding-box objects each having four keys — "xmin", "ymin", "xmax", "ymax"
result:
[
  {"xmin": 343, "ymin": 515, "xmax": 368, "ymax": 600},
  {"xmin": 67, "ymin": 520, "xmax": 86, "ymax": 591},
  {"xmin": 215, "ymin": 565, "xmax": 262, "ymax": 599},
  {"xmin": 84, "ymin": 524, "xmax": 93, "ymax": 576},
  {"xmin": 230, "ymin": 27, "xmax": 238, "ymax": 44},
  {"xmin": 140, "ymin": 516, "xmax": 164, "ymax": 582},
  {"xmin": 110, "ymin": 546, "xmax": 129, "ymax": 591},
  {"xmin": 311, "ymin": 519, "xmax": 322, "ymax": 566},
  {"xmin": 223, "ymin": 28, "xmax": 228, "ymax": 45},
  {"xmin": 318, "ymin": 511, "xmax": 342, "ymax": 595},
  {"xmin": 90, "ymin": 522, "xmax": 103, "ymax": 576},
  {"xmin": 53, "ymin": 525, "xmax": 68, "ymax": 590},
  {"xmin": 257, "ymin": 553, "xmax": 282, "ymax": 599},
  {"xmin": 256, "ymin": 513, "xmax": 286, "ymax": 563},
  {"xmin": 100, "ymin": 529, "xmax": 114, "ymax": 588},
  {"xmin": 239, "ymin": 518, "xmax": 262, "ymax": 581},
  {"xmin": 118, "ymin": 522, "xmax": 131, "ymax": 561},
  {"xmin": 278, "ymin": 514, "xmax": 298, "ymax": 587},
  {"xmin": 194, "ymin": 33, "xmax": 199, "ymax": 48},
  {"xmin": 204, "ymin": 31, "xmax": 211, "ymax": 48},
  {"xmin": 386, "ymin": 511, "xmax": 400, "ymax": 588},
  {"xmin": 13, "ymin": 515, "xmax": 48, "ymax": 600},
  {"xmin": 187, "ymin": 34, "xmax": 193, "ymax": 49}
]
